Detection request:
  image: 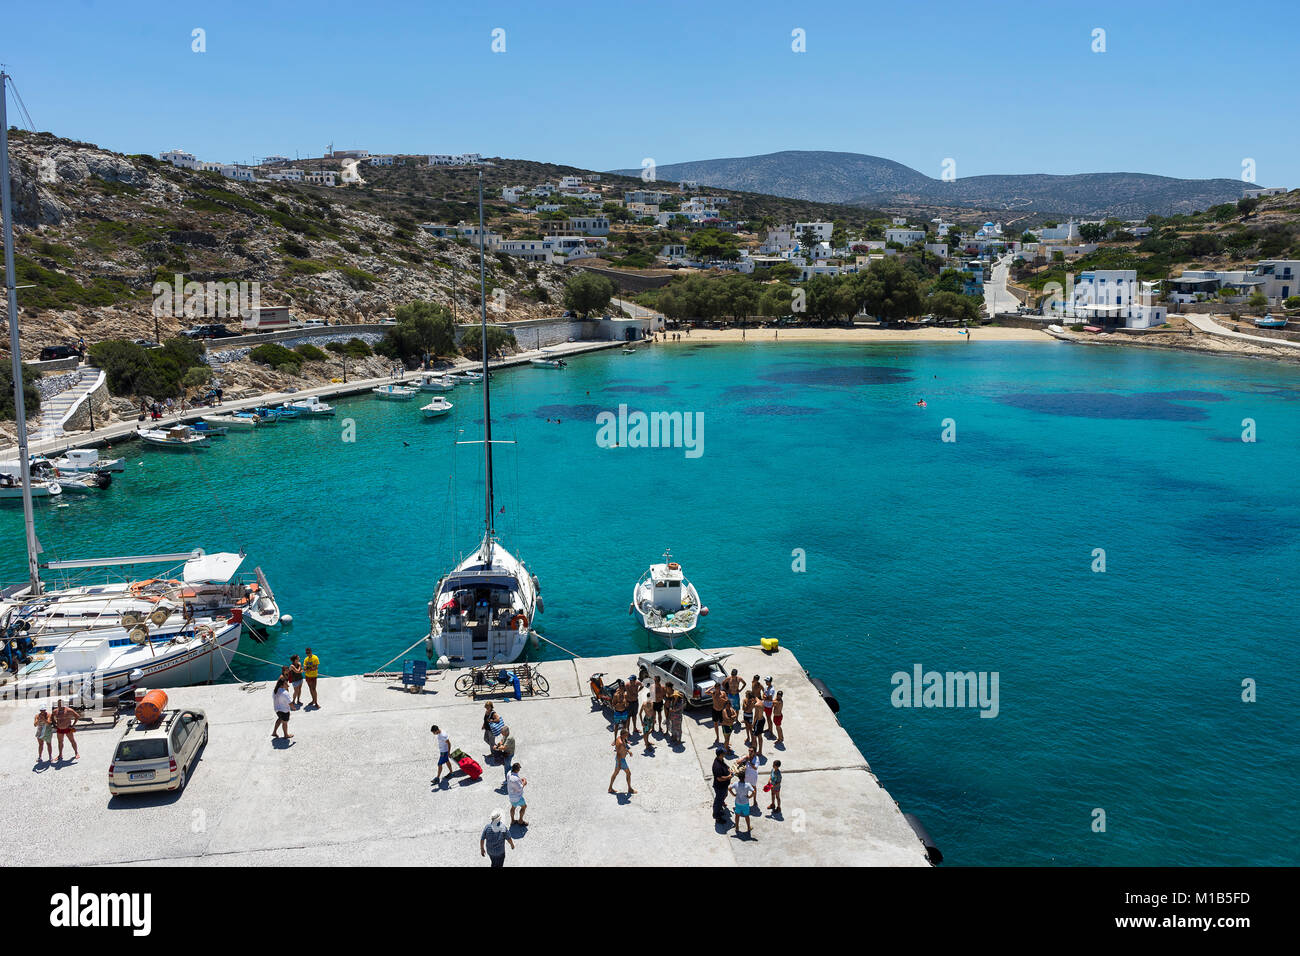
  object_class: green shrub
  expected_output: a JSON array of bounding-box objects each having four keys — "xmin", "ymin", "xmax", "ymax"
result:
[
  {"xmin": 294, "ymin": 343, "xmax": 329, "ymax": 361},
  {"xmin": 326, "ymin": 338, "xmax": 373, "ymax": 358},
  {"xmin": 248, "ymin": 343, "xmax": 304, "ymax": 371},
  {"xmin": 87, "ymin": 337, "xmax": 206, "ymax": 398},
  {"xmin": 0, "ymin": 364, "xmax": 41, "ymax": 420}
]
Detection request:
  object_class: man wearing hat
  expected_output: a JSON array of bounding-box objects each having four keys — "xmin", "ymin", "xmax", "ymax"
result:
[{"xmin": 480, "ymin": 810, "xmax": 515, "ymax": 867}]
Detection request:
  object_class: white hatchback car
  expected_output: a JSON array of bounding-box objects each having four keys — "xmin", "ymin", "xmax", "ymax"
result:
[
  {"xmin": 108, "ymin": 708, "xmax": 208, "ymax": 796},
  {"xmin": 637, "ymin": 649, "xmax": 731, "ymax": 707}
]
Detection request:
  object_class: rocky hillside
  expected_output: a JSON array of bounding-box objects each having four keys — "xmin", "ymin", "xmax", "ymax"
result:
[
  {"xmin": 617, "ymin": 150, "xmax": 1250, "ymax": 218},
  {"xmin": 0, "ymin": 131, "xmax": 569, "ymax": 360}
]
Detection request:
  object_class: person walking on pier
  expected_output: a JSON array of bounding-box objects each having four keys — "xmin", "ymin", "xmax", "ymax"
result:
[
  {"xmin": 303, "ymin": 647, "xmax": 320, "ymax": 708},
  {"xmin": 494, "ymin": 725, "xmax": 516, "ymax": 778},
  {"xmin": 711, "ymin": 751, "xmax": 732, "ymax": 824},
  {"xmin": 480, "ymin": 810, "xmax": 515, "ymax": 867},
  {"xmin": 608, "ymin": 730, "xmax": 636, "ymax": 795},
  {"xmin": 482, "ymin": 702, "xmax": 499, "ymax": 752},
  {"xmin": 432, "ymin": 724, "xmax": 456, "ymax": 784},
  {"xmin": 271, "ymin": 680, "xmax": 293, "ymax": 741},
  {"xmin": 507, "ymin": 763, "xmax": 527, "ymax": 826}
]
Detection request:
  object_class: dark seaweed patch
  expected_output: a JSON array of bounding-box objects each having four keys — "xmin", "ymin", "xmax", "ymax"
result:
[
  {"xmin": 745, "ymin": 404, "xmax": 820, "ymax": 416},
  {"xmin": 759, "ymin": 365, "xmax": 911, "ymax": 386},
  {"xmin": 997, "ymin": 392, "xmax": 1210, "ymax": 421}
]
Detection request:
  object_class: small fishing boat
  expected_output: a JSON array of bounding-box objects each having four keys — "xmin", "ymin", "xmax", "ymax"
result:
[
  {"xmin": 372, "ymin": 384, "xmax": 417, "ymax": 400},
  {"xmin": 191, "ymin": 421, "xmax": 227, "ymax": 438},
  {"xmin": 622, "ymin": 347, "xmax": 636, "ymax": 354},
  {"xmin": 530, "ymin": 350, "xmax": 568, "ymax": 369},
  {"xmin": 46, "ymin": 448, "xmax": 125, "ymax": 473},
  {"xmin": 421, "ymin": 396, "xmax": 454, "ymax": 418},
  {"xmin": 283, "ymin": 395, "xmax": 335, "ymax": 417},
  {"xmin": 258, "ymin": 405, "xmax": 292, "ymax": 420},
  {"xmin": 136, "ymin": 425, "xmax": 208, "ymax": 449},
  {"xmin": 450, "ymin": 369, "xmax": 483, "ymax": 384},
  {"xmin": 630, "ymin": 551, "xmax": 706, "ymax": 646},
  {"xmin": 202, "ymin": 413, "xmax": 256, "ymax": 430},
  {"xmin": 416, "ymin": 372, "xmax": 457, "ymax": 392},
  {"xmin": 1255, "ymin": 313, "xmax": 1288, "ymax": 329}
]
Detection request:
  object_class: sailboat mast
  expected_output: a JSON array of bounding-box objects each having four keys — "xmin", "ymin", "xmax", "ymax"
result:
[
  {"xmin": 477, "ymin": 167, "xmax": 495, "ymax": 553},
  {"xmin": 0, "ymin": 71, "xmax": 42, "ymax": 596}
]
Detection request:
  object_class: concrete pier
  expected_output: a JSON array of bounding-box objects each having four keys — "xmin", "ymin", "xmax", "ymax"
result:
[{"xmin": 0, "ymin": 646, "xmax": 930, "ymax": 866}]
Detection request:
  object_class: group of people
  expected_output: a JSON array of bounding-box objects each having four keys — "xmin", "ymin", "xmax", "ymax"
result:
[
  {"xmin": 33, "ymin": 699, "xmax": 84, "ymax": 764},
  {"xmin": 712, "ymin": 750, "xmax": 782, "ymax": 832},
  {"xmin": 271, "ymin": 648, "xmax": 321, "ymax": 741},
  {"xmin": 711, "ymin": 670, "xmax": 783, "ymax": 756},
  {"xmin": 607, "ymin": 673, "xmax": 687, "ymax": 750}
]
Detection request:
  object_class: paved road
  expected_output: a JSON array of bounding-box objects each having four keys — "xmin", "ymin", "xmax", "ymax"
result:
[
  {"xmin": 1185, "ymin": 314, "xmax": 1300, "ymax": 349},
  {"xmin": 983, "ymin": 254, "xmax": 1020, "ymax": 317}
]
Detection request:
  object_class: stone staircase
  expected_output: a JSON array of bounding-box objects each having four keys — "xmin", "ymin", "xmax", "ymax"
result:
[{"xmin": 30, "ymin": 367, "xmax": 104, "ymax": 441}]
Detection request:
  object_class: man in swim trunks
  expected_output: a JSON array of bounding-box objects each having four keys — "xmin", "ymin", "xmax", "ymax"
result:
[
  {"xmin": 723, "ymin": 669, "xmax": 746, "ymax": 711},
  {"xmin": 608, "ymin": 730, "xmax": 636, "ymax": 795},
  {"xmin": 653, "ymin": 676, "xmax": 667, "ymax": 733},
  {"xmin": 610, "ymin": 683, "xmax": 628, "ymax": 735},
  {"xmin": 710, "ymin": 683, "xmax": 727, "ymax": 745},
  {"xmin": 52, "ymin": 700, "xmax": 81, "ymax": 761}
]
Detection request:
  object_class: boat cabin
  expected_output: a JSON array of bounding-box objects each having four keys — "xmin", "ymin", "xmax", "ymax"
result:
[
  {"xmin": 647, "ymin": 562, "xmax": 685, "ymax": 610},
  {"xmin": 434, "ymin": 571, "xmax": 525, "ymax": 638}
]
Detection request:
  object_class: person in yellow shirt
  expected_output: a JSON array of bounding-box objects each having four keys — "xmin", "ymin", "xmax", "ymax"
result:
[{"xmin": 303, "ymin": 647, "xmax": 321, "ymax": 709}]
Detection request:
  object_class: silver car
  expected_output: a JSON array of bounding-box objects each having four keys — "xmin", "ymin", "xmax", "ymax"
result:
[
  {"xmin": 108, "ymin": 708, "xmax": 208, "ymax": 796},
  {"xmin": 637, "ymin": 649, "xmax": 731, "ymax": 707}
]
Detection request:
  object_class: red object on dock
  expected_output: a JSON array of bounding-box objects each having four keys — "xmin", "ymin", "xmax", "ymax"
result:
[{"xmin": 134, "ymin": 689, "xmax": 169, "ymax": 724}]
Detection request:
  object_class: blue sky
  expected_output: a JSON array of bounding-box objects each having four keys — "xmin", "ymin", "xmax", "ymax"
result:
[{"xmin": 6, "ymin": 0, "xmax": 1296, "ymax": 185}]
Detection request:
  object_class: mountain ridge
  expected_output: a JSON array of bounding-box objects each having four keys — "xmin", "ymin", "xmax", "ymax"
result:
[{"xmin": 613, "ymin": 150, "xmax": 1248, "ymax": 218}]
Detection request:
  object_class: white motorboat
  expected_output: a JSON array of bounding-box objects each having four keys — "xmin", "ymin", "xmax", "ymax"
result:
[
  {"xmin": 283, "ymin": 395, "xmax": 335, "ymax": 417},
  {"xmin": 191, "ymin": 421, "xmax": 227, "ymax": 438},
  {"xmin": 630, "ymin": 551, "xmax": 706, "ymax": 645},
  {"xmin": 530, "ymin": 350, "xmax": 568, "ymax": 369},
  {"xmin": 450, "ymin": 369, "xmax": 483, "ymax": 384},
  {"xmin": 137, "ymin": 425, "xmax": 208, "ymax": 449},
  {"xmin": 421, "ymin": 396, "xmax": 454, "ymax": 418},
  {"xmin": 46, "ymin": 448, "xmax": 125, "ymax": 473},
  {"xmin": 372, "ymin": 384, "xmax": 417, "ymax": 400},
  {"xmin": 0, "ymin": 474, "xmax": 61, "ymax": 500},
  {"xmin": 244, "ymin": 567, "xmax": 282, "ymax": 634},
  {"xmin": 425, "ymin": 169, "xmax": 541, "ymax": 668},
  {"xmin": 202, "ymin": 413, "xmax": 256, "ymax": 429},
  {"xmin": 416, "ymin": 372, "xmax": 457, "ymax": 392}
]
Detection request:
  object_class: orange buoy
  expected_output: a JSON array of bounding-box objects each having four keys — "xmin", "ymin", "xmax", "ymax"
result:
[{"xmin": 134, "ymin": 689, "xmax": 169, "ymax": 725}]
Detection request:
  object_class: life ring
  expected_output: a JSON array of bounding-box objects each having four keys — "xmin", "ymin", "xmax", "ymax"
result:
[
  {"xmin": 667, "ymin": 562, "xmax": 680, "ymax": 570},
  {"xmin": 509, "ymin": 614, "xmax": 528, "ymax": 631}
]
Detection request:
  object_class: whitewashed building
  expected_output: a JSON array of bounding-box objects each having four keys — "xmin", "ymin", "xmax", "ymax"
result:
[
  {"xmin": 885, "ymin": 227, "xmax": 926, "ymax": 246},
  {"xmin": 1051, "ymin": 269, "xmax": 1167, "ymax": 328},
  {"xmin": 304, "ymin": 169, "xmax": 337, "ymax": 187},
  {"xmin": 794, "ymin": 221, "xmax": 833, "ymax": 243},
  {"xmin": 160, "ymin": 149, "xmax": 199, "ymax": 169}
]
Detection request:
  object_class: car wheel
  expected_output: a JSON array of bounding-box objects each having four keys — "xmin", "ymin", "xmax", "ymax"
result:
[
  {"xmin": 176, "ymin": 767, "xmax": 187, "ymax": 793},
  {"xmin": 202, "ymin": 728, "xmax": 209, "ymax": 747}
]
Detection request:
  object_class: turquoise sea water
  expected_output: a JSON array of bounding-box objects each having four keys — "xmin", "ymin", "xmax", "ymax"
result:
[{"xmin": 4, "ymin": 340, "xmax": 1297, "ymax": 866}]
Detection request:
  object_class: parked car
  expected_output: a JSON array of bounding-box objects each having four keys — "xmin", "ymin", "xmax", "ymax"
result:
[
  {"xmin": 108, "ymin": 707, "xmax": 208, "ymax": 796},
  {"xmin": 637, "ymin": 648, "xmax": 731, "ymax": 707},
  {"xmin": 181, "ymin": 324, "xmax": 239, "ymax": 339},
  {"xmin": 299, "ymin": 320, "xmax": 326, "ymax": 329},
  {"xmin": 38, "ymin": 345, "xmax": 78, "ymax": 361},
  {"xmin": 133, "ymin": 339, "xmax": 162, "ymax": 349}
]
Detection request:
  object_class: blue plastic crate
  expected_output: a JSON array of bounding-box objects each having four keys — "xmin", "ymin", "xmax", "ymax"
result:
[{"xmin": 402, "ymin": 659, "xmax": 428, "ymax": 687}]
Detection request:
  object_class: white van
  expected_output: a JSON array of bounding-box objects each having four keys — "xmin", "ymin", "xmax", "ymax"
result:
[{"xmin": 108, "ymin": 708, "xmax": 208, "ymax": 796}]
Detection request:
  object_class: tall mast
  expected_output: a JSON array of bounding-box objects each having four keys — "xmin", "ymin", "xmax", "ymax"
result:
[
  {"xmin": 1, "ymin": 71, "xmax": 42, "ymax": 595},
  {"xmin": 477, "ymin": 167, "xmax": 494, "ymax": 557}
]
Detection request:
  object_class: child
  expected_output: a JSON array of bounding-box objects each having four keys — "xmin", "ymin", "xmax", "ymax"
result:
[
  {"xmin": 767, "ymin": 760, "xmax": 783, "ymax": 813},
  {"xmin": 730, "ymin": 762, "xmax": 755, "ymax": 834}
]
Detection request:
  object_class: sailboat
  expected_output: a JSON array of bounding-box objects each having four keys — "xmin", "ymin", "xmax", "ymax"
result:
[
  {"xmin": 0, "ymin": 75, "xmax": 244, "ymax": 701},
  {"xmin": 425, "ymin": 169, "xmax": 542, "ymax": 667}
]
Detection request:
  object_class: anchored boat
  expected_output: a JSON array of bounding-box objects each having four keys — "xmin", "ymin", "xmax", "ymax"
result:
[
  {"xmin": 421, "ymin": 396, "xmax": 454, "ymax": 419},
  {"xmin": 630, "ymin": 551, "xmax": 707, "ymax": 645},
  {"xmin": 426, "ymin": 169, "xmax": 542, "ymax": 668},
  {"xmin": 137, "ymin": 425, "xmax": 208, "ymax": 449},
  {"xmin": 283, "ymin": 395, "xmax": 335, "ymax": 417},
  {"xmin": 372, "ymin": 384, "xmax": 417, "ymax": 400}
]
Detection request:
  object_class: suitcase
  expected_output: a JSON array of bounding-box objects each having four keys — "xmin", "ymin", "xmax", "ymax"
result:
[{"xmin": 457, "ymin": 756, "xmax": 483, "ymax": 780}]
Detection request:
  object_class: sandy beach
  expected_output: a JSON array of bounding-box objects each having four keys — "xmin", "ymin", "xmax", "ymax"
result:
[{"xmin": 660, "ymin": 326, "xmax": 1054, "ymax": 344}]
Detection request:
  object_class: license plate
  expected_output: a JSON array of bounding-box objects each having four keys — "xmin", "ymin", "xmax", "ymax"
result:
[{"xmin": 128, "ymin": 771, "xmax": 155, "ymax": 781}]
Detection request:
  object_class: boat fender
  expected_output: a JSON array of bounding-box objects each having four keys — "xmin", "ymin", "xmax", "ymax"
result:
[
  {"xmin": 808, "ymin": 676, "xmax": 840, "ymax": 714},
  {"xmin": 535, "ymin": 595, "xmax": 543, "ymax": 614},
  {"xmin": 532, "ymin": 574, "xmax": 540, "ymax": 594},
  {"xmin": 628, "ymin": 602, "xmax": 634, "ymax": 615},
  {"xmin": 282, "ymin": 614, "xmax": 293, "ymax": 626},
  {"xmin": 700, "ymin": 606, "xmax": 709, "ymax": 616},
  {"xmin": 904, "ymin": 813, "xmax": 943, "ymax": 865}
]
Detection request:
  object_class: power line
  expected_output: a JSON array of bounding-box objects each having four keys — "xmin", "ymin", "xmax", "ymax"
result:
[{"xmin": 3, "ymin": 74, "xmax": 37, "ymax": 132}]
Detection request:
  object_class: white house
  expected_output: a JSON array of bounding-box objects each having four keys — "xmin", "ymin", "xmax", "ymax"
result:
[
  {"xmin": 794, "ymin": 221, "xmax": 833, "ymax": 243},
  {"xmin": 626, "ymin": 202, "xmax": 660, "ymax": 217},
  {"xmin": 219, "ymin": 164, "xmax": 255, "ymax": 182},
  {"xmin": 304, "ymin": 169, "xmax": 337, "ymax": 187},
  {"xmin": 885, "ymin": 227, "xmax": 926, "ymax": 246},
  {"xmin": 559, "ymin": 175, "xmax": 583, "ymax": 190},
  {"xmin": 1243, "ymin": 186, "xmax": 1286, "ymax": 199},
  {"xmin": 261, "ymin": 154, "xmax": 292, "ymax": 166},
  {"xmin": 1050, "ymin": 269, "xmax": 1167, "ymax": 328},
  {"xmin": 891, "ymin": 216, "xmax": 908, "ymax": 226},
  {"xmin": 924, "ymin": 243, "xmax": 949, "ymax": 259},
  {"xmin": 624, "ymin": 189, "xmax": 671, "ymax": 205},
  {"xmin": 1037, "ymin": 220, "xmax": 1080, "ymax": 242},
  {"xmin": 563, "ymin": 216, "xmax": 609, "ymax": 236},
  {"xmin": 332, "ymin": 149, "xmax": 369, "ymax": 159},
  {"xmin": 266, "ymin": 168, "xmax": 305, "ymax": 182},
  {"xmin": 679, "ymin": 180, "xmax": 699, "ymax": 190},
  {"xmin": 493, "ymin": 239, "xmax": 554, "ymax": 264},
  {"xmin": 366, "ymin": 154, "xmax": 396, "ymax": 166},
  {"xmin": 761, "ymin": 226, "xmax": 796, "ymax": 254},
  {"xmin": 530, "ymin": 184, "xmax": 556, "ymax": 197},
  {"xmin": 501, "ymin": 186, "xmax": 526, "ymax": 203},
  {"xmin": 160, "ymin": 149, "xmax": 199, "ymax": 169},
  {"xmin": 1251, "ymin": 260, "xmax": 1300, "ymax": 301}
]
